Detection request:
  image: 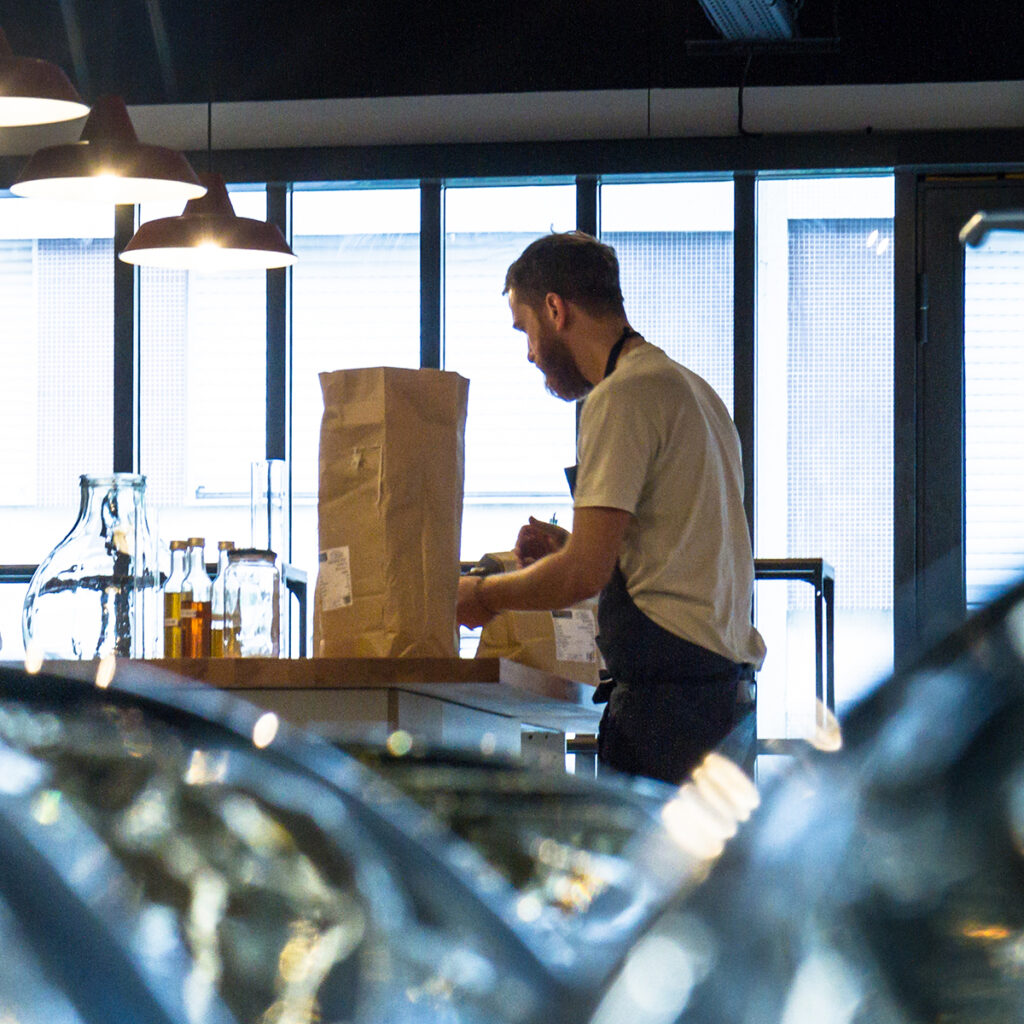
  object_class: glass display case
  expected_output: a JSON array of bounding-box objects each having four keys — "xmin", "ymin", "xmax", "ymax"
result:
[{"xmin": 592, "ymin": 575, "xmax": 1024, "ymax": 1024}]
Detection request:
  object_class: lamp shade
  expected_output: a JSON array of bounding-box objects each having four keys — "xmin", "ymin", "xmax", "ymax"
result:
[
  {"xmin": 0, "ymin": 27, "xmax": 89, "ymax": 126},
  {"xmin": 119, "ymin": 172, "xmax": 298, "ymax": 271},
  {"xmin": 11, "ymin": 94, "xmax": 206, "ymax": 204}
]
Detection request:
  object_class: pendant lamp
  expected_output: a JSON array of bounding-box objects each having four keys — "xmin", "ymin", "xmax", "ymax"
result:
[
  {"xmin": 119, "ymin": 171, "xmax": 297, "ymax": 271},
  {"xmin": 11, "ymin": 94, "xmax": 206, "ymax": 204},
  {"xmin": 0, "ymin": 27, "xmax": 89, "ymax": 126}
]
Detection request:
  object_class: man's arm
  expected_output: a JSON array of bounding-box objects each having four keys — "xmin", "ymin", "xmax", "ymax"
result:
[{"xmin": 457, "ymin": 505, "xmax": 631, "ymax": 628}]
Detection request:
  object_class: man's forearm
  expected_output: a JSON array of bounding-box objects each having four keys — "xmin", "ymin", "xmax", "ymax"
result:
[
  {"xmin": 457, "ymin": 506, "xmax": 630, "ymax": 628},
  {"xmin": 479, "ymin": 546, "xmax": 601, "ymax": 612}
]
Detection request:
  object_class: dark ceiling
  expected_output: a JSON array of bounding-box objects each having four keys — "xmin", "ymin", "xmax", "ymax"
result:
[{"xmin": 1, "ymin": 0, "xmax": 1023, "ymax": 108}]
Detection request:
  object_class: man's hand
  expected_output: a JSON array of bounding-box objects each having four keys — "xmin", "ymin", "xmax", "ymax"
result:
[
  {"xmin": 514, "ymin": 516, "xmax": 570, "ymax": 567},
  {"xmin": 456, "ymin": 506, "xmax": 631, "ymax": 627},
  {"xmin": 456, "ymin": 574, "xmax": 498, "ymax": 629}
]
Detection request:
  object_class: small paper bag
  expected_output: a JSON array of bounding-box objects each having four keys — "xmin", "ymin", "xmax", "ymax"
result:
[{"xmin": 475, "ymin": 600, "xmax": 601, "ymax": 686}]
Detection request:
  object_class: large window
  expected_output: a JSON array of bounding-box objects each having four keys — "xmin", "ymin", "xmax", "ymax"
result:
[
  {"xmin": 0, "ymin": 170, "xmax": 906, "ymax": 685},
  {"xmin": 599, "ymin": 180, "xmax": 735, "ymax": 407},
  {"xmin": 755, "ymin": 176, "xmax": 895, "ymax": 736},
  {"xmin": 0, "ymin": 197, "xmax": 115, "ymax": 657},
  {"xmin": 290, "ymin": 186, "xmax": 421, "ymax": 627},
  {"xmin": 138, "ymin": 187, "xmax": 269, "ymax": 570},
  {"xmin": 442, "ymin": 184, "xmax": 577, "ymax": 563}
]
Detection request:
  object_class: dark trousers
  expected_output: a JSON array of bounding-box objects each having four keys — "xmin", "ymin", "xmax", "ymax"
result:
[
  {"xmin": 596, "ymin": 567, "xmax": 744, "ymax": 785},
  {"xmin": 597, "ymin": 671, "xmax": 741, "ymax": 784}
]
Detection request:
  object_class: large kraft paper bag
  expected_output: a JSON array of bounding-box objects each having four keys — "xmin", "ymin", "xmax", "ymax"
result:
[{"xmin": 314, "ymin": 367, "xmax": 469, "ymax": 657}]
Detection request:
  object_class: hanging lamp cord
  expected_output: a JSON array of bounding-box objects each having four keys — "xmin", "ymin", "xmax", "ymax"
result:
[
  {"xmin": 737, "ymin": 48, "xmax": 759, "ymax": 138},
  {"xmin": 206, "ymin": 99, "xmax": 213, "ymax": 173}
]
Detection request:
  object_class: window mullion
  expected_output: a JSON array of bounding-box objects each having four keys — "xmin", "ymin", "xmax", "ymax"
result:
[
  {"xmin": 266, "ymin": 182, "xmax": 290, "ymax": 463},
  {"xmin": 733, "ymin": 172, "xmax": 756, "ymax": 541},
  {"xmin": 420, "ymin": 180, "xmax": 443, "ymax": 369},
  {"xmin": 113, "ymin": 203, "xmax": 138, "ymax": 474}
]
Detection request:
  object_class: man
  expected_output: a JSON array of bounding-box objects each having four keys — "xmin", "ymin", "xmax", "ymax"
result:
[{"xmin": 456, "ymin": 231, "xmax": 765, "ymax": 784}]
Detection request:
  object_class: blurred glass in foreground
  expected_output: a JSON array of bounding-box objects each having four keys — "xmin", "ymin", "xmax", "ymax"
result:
[{"xmin": 591, "ymin": 575, "xmax": 1024, "ymax": 1024}]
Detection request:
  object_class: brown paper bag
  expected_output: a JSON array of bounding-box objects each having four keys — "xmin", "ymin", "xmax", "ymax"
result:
[
  {"xmin": 314, "ymin": 367, "xmax": 469, "ymax": 657},
  {"xmin": 475, "ymin": 599, "xmax": 601, "ymax": 686}
]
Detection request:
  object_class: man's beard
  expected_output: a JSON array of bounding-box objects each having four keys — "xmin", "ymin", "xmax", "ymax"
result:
[{"xmin": 535, "ymin": 329, "xmax": 592, "ymax": 402}]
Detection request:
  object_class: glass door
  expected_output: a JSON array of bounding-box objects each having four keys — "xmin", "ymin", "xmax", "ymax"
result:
[
  {"xmin": 914, "ymin": 180, "xmax": 1024, "ymax": 648},
  {"xmin": 963, "ymin": 223, "xmax": 1024, "ymax": 611}
]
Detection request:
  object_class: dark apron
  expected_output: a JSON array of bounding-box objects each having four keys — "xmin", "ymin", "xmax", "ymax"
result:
[{"xmin": 569, "ymin": 327, "xmax": 745, "ymax": 783}]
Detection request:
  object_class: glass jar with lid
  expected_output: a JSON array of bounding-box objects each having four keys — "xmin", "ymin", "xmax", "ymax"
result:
[{"xmin": 223, "ymin": 548, "xmax": 281, "ymax": 657}]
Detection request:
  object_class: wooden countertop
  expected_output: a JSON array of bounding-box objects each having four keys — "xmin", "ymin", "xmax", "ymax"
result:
[{"xmin": 14, "ymin": 657, "xmax": 603, "ymax": 734}]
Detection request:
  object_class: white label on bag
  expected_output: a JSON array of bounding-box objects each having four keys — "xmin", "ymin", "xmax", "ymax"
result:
[
  {"xmin": 551, "ymin": 608, "xmax": 596, "ymax": 663},
  {"xmin": 319, "ymin": 546, "xmax": 353, "ymax": 612}
]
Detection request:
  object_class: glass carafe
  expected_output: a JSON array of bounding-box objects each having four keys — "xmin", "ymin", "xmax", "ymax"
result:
[{"xmin": 23, "ymin": 474, "xmax": 160, "ymax": 659}]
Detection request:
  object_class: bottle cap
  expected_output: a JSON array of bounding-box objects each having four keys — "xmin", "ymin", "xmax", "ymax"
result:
[
  {"xmin": 187, "ymin": 537, "xmax": 205, "ymax": 546},
  {"xmin": 169, "ymin": 539, "xmax": 187, "ymax": 550},
  {"xmin": 217, "ymin": 540, "xmax": 235, "ymax": 549}
]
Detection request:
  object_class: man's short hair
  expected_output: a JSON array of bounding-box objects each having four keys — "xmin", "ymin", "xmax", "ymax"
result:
[{"xmin": 503, "ymin": 231, "xmax": 625, "ymax": 317}]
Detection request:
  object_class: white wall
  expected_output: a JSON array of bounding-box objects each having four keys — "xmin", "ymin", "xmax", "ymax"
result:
[{"xmin": 1, "ymin": 81, "xmax": 1023, "ymax": 157}]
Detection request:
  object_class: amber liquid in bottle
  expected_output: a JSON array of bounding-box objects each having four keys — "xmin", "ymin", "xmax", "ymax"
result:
[
  {"xmin": 182, "ymin": 599, "xmax": 212, "ymax": 657},
  {"xmin": 163, "ymin": 540, "xmax": 188, "ymax": 659},
  {"xmin": 164, "ymin": 590, "xmax": 183, "ymax": 658},
  {"xmin": 210, "ymin": 540, "xmax": 234, "ymax": 658},
  {"xmin": 180, "ymin": 537, "xmax": 212, "ymax": 658}
]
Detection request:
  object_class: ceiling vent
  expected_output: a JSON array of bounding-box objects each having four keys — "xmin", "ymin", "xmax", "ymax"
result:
[{"xmin": 697, "ymin": 0, "xmax": 798, "ymax": 40}]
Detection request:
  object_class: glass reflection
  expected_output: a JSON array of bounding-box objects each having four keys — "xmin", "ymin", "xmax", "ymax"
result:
[
  {"xmin": 0, "ymin": 700, "xmax": 369, "ymax": 1024},
  {"xmin": 251, "ymin": 711, "xmax": 279, "ymax": 749},
  {"xmin": 623, "ymin": 575, "xmax": 1024, "ymax": 1024},
  {"xmin": 349, "ymin": 745, "xmax": 667, "ymax": 930},
  {"xmin": 0, "ymin": 893, "xmax": 87, "ymax": 1024}
]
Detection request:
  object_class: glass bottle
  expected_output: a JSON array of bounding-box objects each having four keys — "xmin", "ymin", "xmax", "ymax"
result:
[
  {"xmin": 163, "ymin": 540, "xmax": 188, "ymax": 658},
  {"xmin": 210, "ymin": 540, "xmax": 234, "ymax": 657},
  {"xmin": 23, "ymin": 473, "xmax": 160, "ymax": 659},
  {"xmin": 181, "ymin": 537, "xmax": 212, "ymax": 658}
]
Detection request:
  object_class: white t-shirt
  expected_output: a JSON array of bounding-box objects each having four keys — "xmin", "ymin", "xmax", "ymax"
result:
[{"xmin": 573, "ymin": 342, "xmax": 766, "ymax": 669}]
